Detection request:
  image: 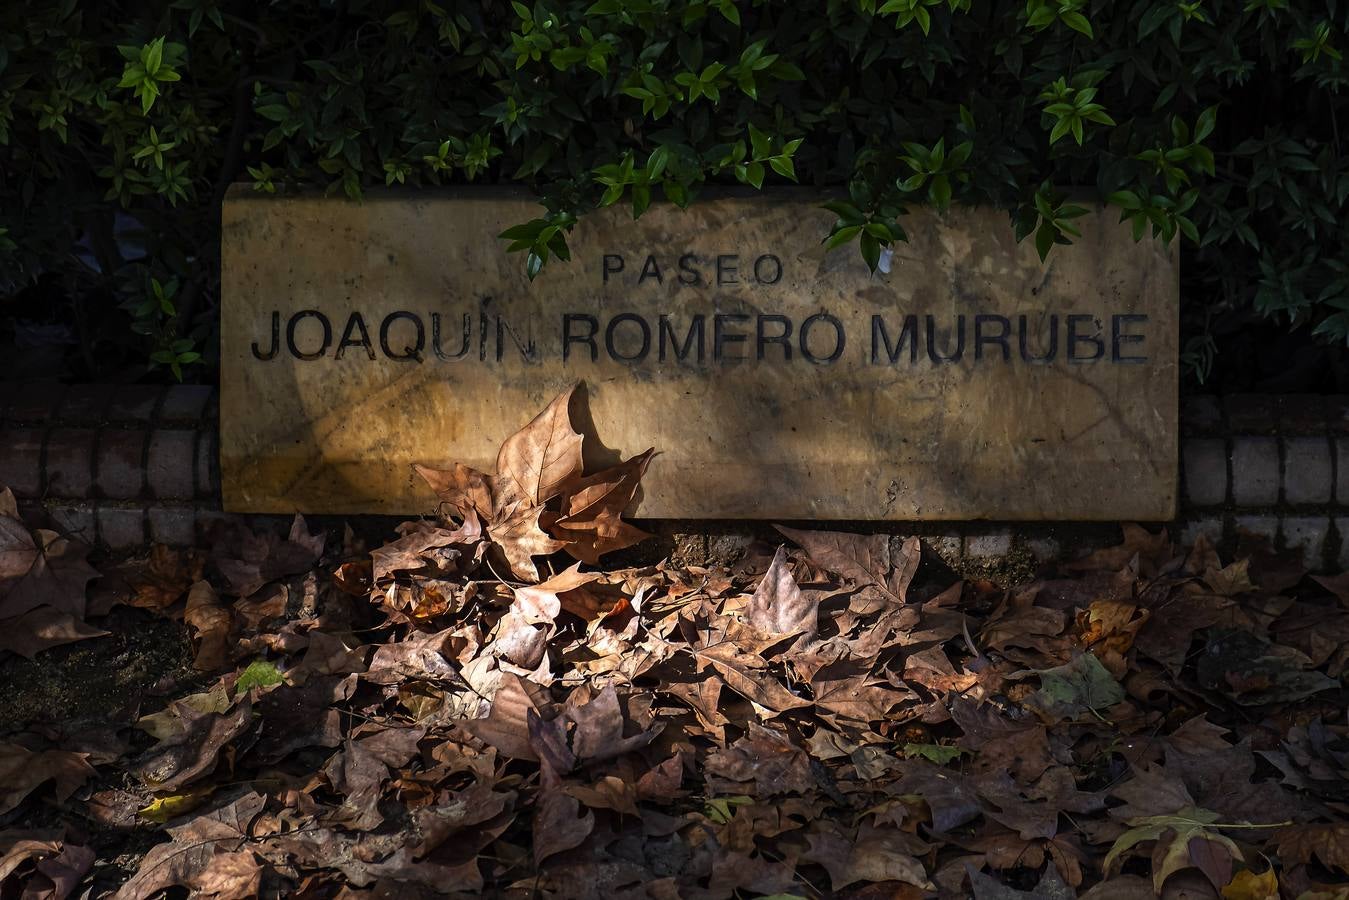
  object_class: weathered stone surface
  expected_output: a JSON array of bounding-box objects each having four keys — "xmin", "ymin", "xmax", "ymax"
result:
[{"xmin": 221, "ymin": 189, "xmax": 1178, "ymax": 520}]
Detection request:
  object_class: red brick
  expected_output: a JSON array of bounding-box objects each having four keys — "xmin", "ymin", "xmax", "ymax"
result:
[
  {"xmin": 0, "ymin": 427, "xmax": 44, "ymax": 497},
  {"xmin": 160, "ymin": 385, "xmax": 214, "ymax": 423},
  {"xmin": 146, "ymin": 430, "xmax": 196, "ymax": 499},
  {"xmin": 106, "ymin": 385, "xmax": 164, "ymax": 422},
  {"xmin": 44, "ymin": 427, "xmax": 96, "ymax": 497},
  {"xmin": 6, "ymin": 382, "xmax": 67, "ymax": 422},
  {"xmin": 96, "ymin": 429, "xmax": 147, "ymax": 499},
  {"xmin": 59, "ymin": 384, "xmax": 115, "ymax": 422},
  {"xmin": 97, "ymin": 505, "xmax": 145, "ymax": 550}
]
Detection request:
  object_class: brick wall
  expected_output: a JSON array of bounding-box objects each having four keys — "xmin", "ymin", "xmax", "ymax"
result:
[
  {"xmin": 4, "ymin": 383, "xmax": 1349, "ymax": 569},
  {"xmin": 1179, "ymin": 395, "xmax": 1349, "ymax": 570},
  {"xmin": 0, "ymin": 382, "xmax": 219, "ymax": 548}
]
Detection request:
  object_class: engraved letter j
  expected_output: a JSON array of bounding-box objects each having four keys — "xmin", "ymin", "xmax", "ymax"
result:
[{"xmin": 252, "ymin": 310, "xmax": 280, "ymax": 360}]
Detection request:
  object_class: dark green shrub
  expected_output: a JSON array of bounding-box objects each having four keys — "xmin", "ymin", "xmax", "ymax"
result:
[{"xmin": 1, "ymin": 0, "xmax": 1346, "ymax": 382}]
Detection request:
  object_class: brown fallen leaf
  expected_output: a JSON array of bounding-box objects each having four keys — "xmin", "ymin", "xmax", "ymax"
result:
[
  {"xmin": 104, "ymin": 543, "xmax": 201, "ymax": 612},
  {"xmin": 193, "ymin": 851, "xmax": 263, "ymax": 900},
  {"xmin": 550, "ymin": 448, "xmax": 655, "ymax": 564},
  {"xmin": 0, "ymin": 491, "xmax": 99, "ymax": 623},
  {"xmin": 533, "ymin": 761, "xmax": 595, "ymax": 867},
  {"xmin": 496, "ymin": 383, "xmax": 586, "ymax": 508},
  {"xmin": 1272, "ymin": 823, "xmax": 1349, "ymax": 873},
  {"xmin": 184, "ymin": 580, "xmax": 233, "ymax": 671},
  {"xmin": 0, "ymin": 743, "xmax": 96, "ymax": 815},
  {"xmin": 114, "ymin": 791, "xmax": 264, "ymax": 900},
  {"xmin": 211, "ymin": 514, "xmax": 325, "ymax": 598},
  {"xmin": 564, "ymin": 684, "xmax": 661, "ymax": 765},
  {"xmin": 0, "ymin": 830, "xmax": 91, "ymax": 900},
  {"xmin": 324, "ymin": 738, "xmax": 389, "ymax": 831},
  {"xmin": 135, "ymin": 695, "xmax": 254, "ymax": 792},
  {"xmin": 804, "ymin": 822, "xmax": 933, "ymax": 892},
  {"xmin": 0, "ymin": 831, "xmax": 63, "ymax": 883},
  {"xmin": 706, "ymin": 724, "xmax": 816, "ymax": 796},
  {"xmin": 415, "ymin": 387, "xmax": 587, "ymax": 581},
  {"xmin": 745, "ymin": 545, "xmax": 817, "ymax": 641},
  {"xmin": 0, "ymin": 605, "xmax": 107, "ymax": 658},
  {"xmin": 463, "ymin": 671, "xmax": 555, "ymax": 761},
  {"xmin": 372, "ymin": 519, "xmax": 476, "ymax": 582},
  {"xmin": 695, "ymin": 642, "xmax": 813, "ymax": 714},
  {"xmin": 775, "ymin": 525, "xmax": 918, "ymax": 605},
  {"xmin": 413, "ymin": 460, "xmax": 496, "ymax": 522}
]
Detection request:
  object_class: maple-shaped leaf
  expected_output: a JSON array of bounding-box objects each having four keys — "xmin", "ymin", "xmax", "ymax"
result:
[
  {"xmin": 532, "ymin": 776, "xmax": 594, "ymax": 867},
  {"xmin": 372, "ymin": 513, "xmax": 481, "ymax": 582},
  {"xmin": 562, "ymin": 684, "xmax": 661, "ymax": 764},
  {"xmin": 694, "ymin": 642, "xmax": 812, "ymax": 714},
  {"xmin": 114, "ymin": 791, "xmax": 265, "ymax": 900},
  {"xmin": 745, "ymin": 545, "xmax": 817, "ymax": 640},
  {"xmin": 513, "ymin": 563, "xmax": 627, "ymax": 623},
  {"xmin": 0, "ymin": 742, "xmax": 96, "ymax": 815},
  {"xmin": 211, "ymin": 514, "xmax": 324, "ymax": 598},
  {"xmin": 1029, "ymin": 651, "xmax": 1125, "ymax": 722},
  {"xmin": 550, "ymin": 448, "xmax": 654, "ymax": 564},
  {"xmin": 706, "ymin": 723, "xmax": 816, "ymax": 797},
  {"xmin": 463, "ymin": 671, "xmax": 555, "ymax": 761},
  {"xmin": 412, "ymin": 460, "xmax": 495, "ymax": 521},
  {"xmin": 0, "ymin": 606, "xmax": 107, "ymax": 658},
  {"xmin": 1273, "ymin": 823, "xmax": 1349, "ymax": 874},
  {"xmin": 495, "ymin": 383, "xmax": 585, "ymax": 508},
  {"xmin": 413, "ymin": 387, "xmax": 653, "ymax": 581},
  {"xmin": 0, "ymin": 494, "xmax": 99, "ymax": 622},
  {"xmin": 490, "ymin": 501, "xmax": 565, "ymax": 581},
  {"xmin": 135, "ymin": 695, "xmax": 254, "ymax": 792},
  {"xmin": 774, "ymin": 525, "xmax": 918, "ymax": 604},
  {"xmin": 804, "ymin": 822, "xmax": 933, "ymax": 892},
  {"xmin": 1196, "ymin": 627, "xmax": 1338, "ymax": 705},
  {"xmin": 184, "ymin": 580, "xmax": 233, "ymax": 672},
  {"xmin": 1103, "ymin": 806, "xmax": 1242, "ymax": 893}
]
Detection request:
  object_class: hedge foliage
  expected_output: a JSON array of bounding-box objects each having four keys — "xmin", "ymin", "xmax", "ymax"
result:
[{"xmin": 1, "ymin": 0, "xmax": 1347, "ymax": 381}]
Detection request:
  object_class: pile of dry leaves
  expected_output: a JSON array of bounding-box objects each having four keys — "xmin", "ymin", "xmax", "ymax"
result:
[{"xmin": 1, "ymin": 387, "xmax": 1348, "ymax": 899}]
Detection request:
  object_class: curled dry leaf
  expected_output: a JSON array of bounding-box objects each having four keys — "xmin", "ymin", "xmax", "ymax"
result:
[
  {"xmin": 775, "ymin": 525, "xmax": 919, "ymax": 605},
  {"xmin": 414, "ymin": 385, "xmax": 654, "ymax": 580},
  {"xmin": 6, "ymin": 462, "xmax": 1349, "ymax": 898},
  {"xmin": 0, "ymin": 606, "xmax": 107, "ymax": 658},
  {"xmin": 495, "ymin": 383, "xmax": 586, "ymax": 508},
  {"xmin": 745, "ymin": 544, "xmax": 817, "ymax": 640},
  {"xmin": 135, "ymin": 695, "xmax": 254, "ymax": 792},
  {"xmin": 0, "ymin": 743, "xmax": 95, "ymax": 815},
  {"xmin": 549, "ymin": 447, "xmax": 655, "ymax": 564},
  {"xmin": 211, "ymin": 514, "xmax": 324, "ymax": 598},
  {"xmin": 184, "ymin": 580, "xmax": 233, "ymax": 671},
  {"xmin": 0, "ymin": 488, "xmax": 99, "ymax": 640}
]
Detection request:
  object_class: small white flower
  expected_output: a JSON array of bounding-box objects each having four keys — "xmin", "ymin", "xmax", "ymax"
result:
[{"xmin": 878, "ymin": 246, "xmax": 894, "ymax": 274}]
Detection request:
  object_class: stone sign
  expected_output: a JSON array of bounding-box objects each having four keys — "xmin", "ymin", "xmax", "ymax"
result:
[{"xmin": 220, "ymin": 188, "xmax": 1178, "ymax": 520}]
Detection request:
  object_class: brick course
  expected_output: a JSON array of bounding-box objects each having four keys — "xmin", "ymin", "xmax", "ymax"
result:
[{"xmin": 7, "ymin": 386, "xmax": 1349, "ymax": 564}]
